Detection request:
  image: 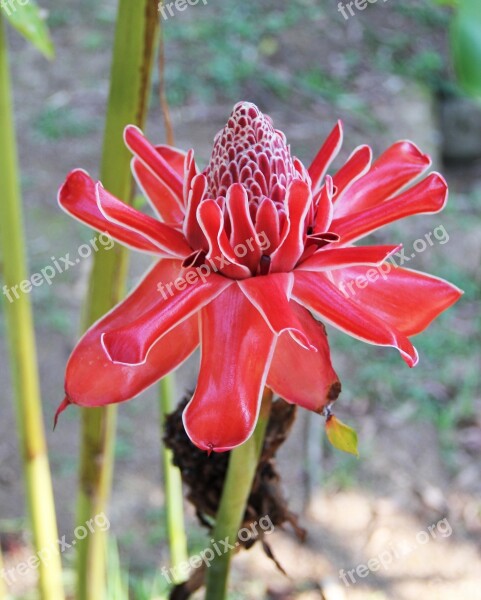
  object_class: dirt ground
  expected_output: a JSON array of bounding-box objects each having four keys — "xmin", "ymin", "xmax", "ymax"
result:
[{"xmin": 0, "ymin": 1, "xmax": 480, "ymax": 599}]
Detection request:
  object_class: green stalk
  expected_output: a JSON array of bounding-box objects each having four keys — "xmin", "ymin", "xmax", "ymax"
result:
[
  {"xmin": 205, "ymin": 389, "xmax": 273, "ymax": 600},
  {"xmin": 159, "ymin": 375, "xmax": 188, "ymax": 581},
  {"xmin": 0, "ymin": 14, "xmax": 64, "ymax": 600},
  {"xmin": 75, "ymin": 3, "xmax": 159, "ymax": 599}
]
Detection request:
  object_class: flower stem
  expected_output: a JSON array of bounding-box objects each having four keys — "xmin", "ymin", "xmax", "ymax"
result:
[
  {"xmin": 204, "ymin": 389, "xmax": 273, "ymax": 600},
  {"xmin": 159, "ymin": 375, "xmax": 188, "ymax": 581},
  {"xmin": 0, "ymin": 13, "xmax": 65, "ymax": 600},
  {"xmin": 75, "ymin": 3, "xmax": 159, "ymax": 599}
]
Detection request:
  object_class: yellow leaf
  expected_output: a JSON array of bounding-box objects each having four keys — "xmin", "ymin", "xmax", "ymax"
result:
[{"xmin": 325, "ymin": 415, "xmax": 359, "ymax": 457}]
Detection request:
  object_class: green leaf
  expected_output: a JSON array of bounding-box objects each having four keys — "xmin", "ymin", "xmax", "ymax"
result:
[
  {"xmin": 2, "ymin": 1, "xmax": 54, "ymax": 59},
  {"xmin": 450, "ymin": 0, "xmax": 481, "ymax": 98},
  {"xmin": 325, "ymin": 415, "xmax": 359, "ymax": 457}
]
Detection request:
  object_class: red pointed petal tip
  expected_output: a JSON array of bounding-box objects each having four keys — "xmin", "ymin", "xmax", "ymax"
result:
[
  {"xmin": 308, "ymin": 120, "xmax": 344, "ymax": 191},
  {"xmin": 123, "ymin": 125, "xmax": 183, "ymax": 198},
  {"xmin": 53, "ymin": 396, "xmax": 70, "ymax": 430},
  {"xmin": 293, "ymin": 272, "xmax": 420, "ymax": 368},
  {"xmin": 123, "ymin": 125, "xmax": 148, "ymax": 157},
  {"xmin": 183, "ymin": 430, "xmax": 254, "ymax": 454},
  {"xmin": 404, "ymin": 345, "xmax": 419, "ymax": 368},
  {"xmin": 397, "ymin": 139, "xmax": 432, "ymax": 167},
  {"xmin": 431, "ymin": 172, "xmax": 449, "ymax": 207},
  {"xmin": 57, "ymin": 168, "xmax": 90, "ymax": 204}
]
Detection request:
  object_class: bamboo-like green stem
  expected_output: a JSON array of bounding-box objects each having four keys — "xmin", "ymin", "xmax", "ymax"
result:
[
  {"xmin": 0, "ymin": 14, "xmax": 64, "ymax": 600},
  {"xmin": 159, "ymin": 375, "xmax": 188, "ymax": 581},
  {"xmin": 75, "ymin": 3, "xmax": 159, "ymax": 599},
  {"xmin": 205, "ymin": 389, "xmax": 273, "ymax": 600}
]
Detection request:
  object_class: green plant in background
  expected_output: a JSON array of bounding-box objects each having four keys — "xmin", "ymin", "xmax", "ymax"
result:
[
  {"xmin": 449, "ymin": 0, "xmax": 481, "ymax": 98},
  {"xmin": 162, "ymin": 0, "xmax": 323, "ymax": 106},
  {"xmin": 1, "ymin": 0, "xmax": 54, "ymax": 58},
  {"xmin": 364, "ymin": 2, "xmax": 449, "ymax": 93},
  {"xmin": 35, "ymin": 106, "xmax": 98, "ymax": 141},
  {"xmin": 421, "ymin": 0, "xmax": 481, "ymax": 98},
  {"xmin": 0, "ymin": 4, "xmax": 64, "ymax": 599},
  {"xmin": 105, "ymin": 538, "xmax": 130, "ymax": 600}
]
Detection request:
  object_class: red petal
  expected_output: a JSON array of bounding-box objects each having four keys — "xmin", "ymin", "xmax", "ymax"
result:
[
  {"xmin": 297, "ymin": 245, "xmax": 400, "ymax": 271},
  {"xmin": 238, "ymin": 273, "xmax": 315, "ymax": 350},
  {"xmin": 334, "ymin": 140, "xmax": 432, "ymax": 218},
  {"xmin": 183, "ymin": 149, "xmax": 198, "ymax": 208},
  {"xmin": 226, "ymin": 184, "xmax": 261, "ymax": 273},
  {"xmin": 331, "ymin": 267, "xmax": 463, "ymax": 336},
  {"xmin": 182, "ymin": 285, "xmax": 276, "ymax": 452},
  {"xmin": 58, "ymin": 170, "xmax": 165, "ymax": 254},
  {"xmin": 197, "ymin": 200, "xmax": 252, "ymax": 279},
  {"xmin": 293, "ymin": 271, "xmax": 419, "ymax": 367},
  {"xmin": 124, "ymin": 126, "xmax": 184, "ymax": 200},
  {"xmin": 308, "ymin": 121, "xmax": 343, "ymax": 193},
  {"xmin": 271, "ymin": 180, "xmax": 312, "ymax": 272},
  {"xmin": 255, "ymin": 198, "xmax": 280, "ymax": 253},
  {"xmin": 332, "ymin": 145, "xmax": 372, "ymax": 200},
  {"xmin": 96, "ymin": 183, "xmax": 192, "ymax": 258},
  {"xmin": 183, "ymin": 174, "xmax": 208, "ymax": 250},
  {"xmin": 132, "ymin": 157, "xmax": 184, "ymax": 225},
  {"xmin": 153, "ymin": 144, "xmax": 187, "ymax": 178},
  {"xmin": 267, "ymin": 302, "xmax": 340, "ymax": 412},
  {"xmin": 332, "ymin": 173, "xmax": 448, "ymax": 245},
  {"xmin": 103, "ymin": 271, "xmax": 232, "ymax": 365},
  {"xmin": 63, "ymin": 260, "xmax": 199, "ymax": 407},
  {"xmin": 313, "ymin": 175, "xmax": 334, "ymax": 234}
]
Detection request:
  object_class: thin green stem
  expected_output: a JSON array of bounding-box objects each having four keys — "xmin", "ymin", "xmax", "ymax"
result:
[
  {"xmin": 205, "ymin": 389, "xmax": 273, "ymax": 600},
  {"xmin": 159, "ymin": 375, "xmax": 188, "ymax": 581},
  {"xmin": 0, "ymin": 13, "xmax": 64, "ymax": 600},
  {"xmin": 75, "ymin": 3, "xmax": 159, "ymax": 599},
  {"xmin": 158, "ymin": 23, "xmax": 174, "ymax": 147},
  {"xmin": 156, "ymin": 21, "xmax": 188, "ymax": 582}
]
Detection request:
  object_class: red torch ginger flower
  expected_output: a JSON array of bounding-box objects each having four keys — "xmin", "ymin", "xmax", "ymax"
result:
[{"xmin": 57, "ymin": 102, "xmax": 462, "ymax": 452}]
